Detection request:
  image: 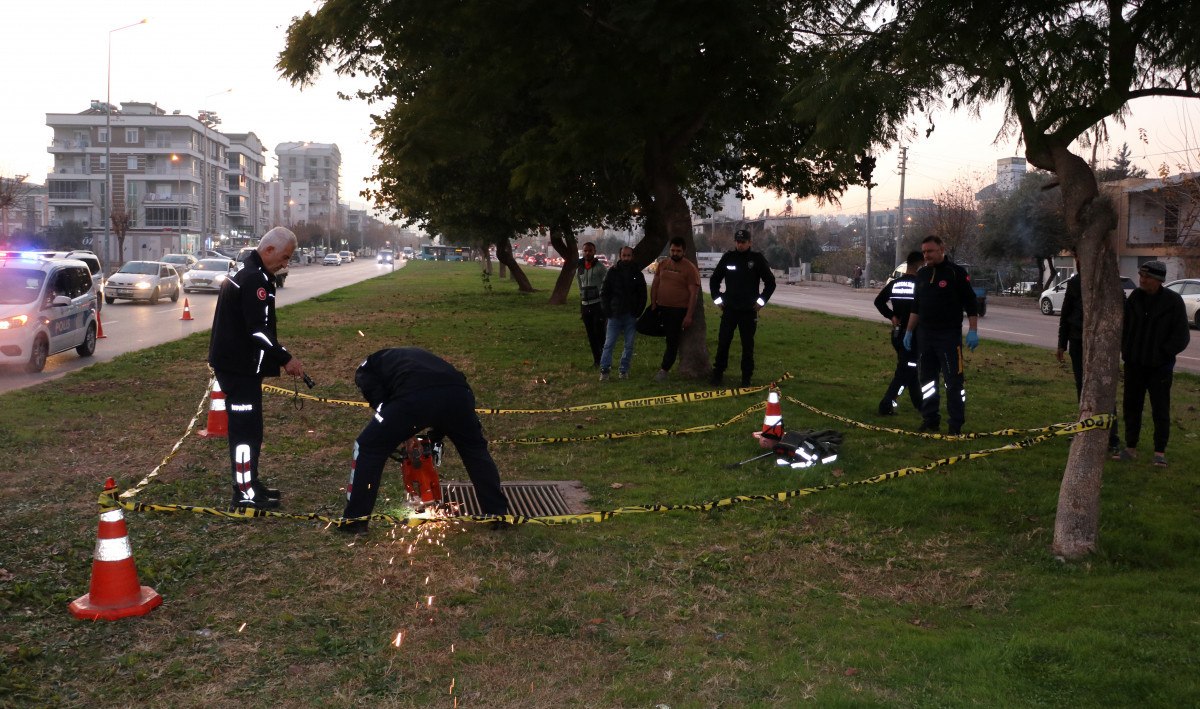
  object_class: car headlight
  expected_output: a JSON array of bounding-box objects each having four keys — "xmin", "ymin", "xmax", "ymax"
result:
[
  {"xmin": 0, "ymin": 314, "xmax": 30, "ymax": 330},
  {"xmin": 135, "ymin": 281, "xmax": 152, "ymax": 289},
  {"xmin": 214, "ymin": 273, "xmax": 227, "ymax": 283}
]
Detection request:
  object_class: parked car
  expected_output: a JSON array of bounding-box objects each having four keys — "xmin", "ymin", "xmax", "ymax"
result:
[
  {"xmin": 52, "ymin": 249, "xmax": 105, "ymax": 313},
  {"xmin": 0, "ymin": 254, "xmax": 98, "ymax": 372},
  {"xmin": 104, "ymin": 261, "xmax": 181, "ymax": 304},
  {"xmin": 377, "ymin": 249, "xmax": 395, "ymax": 264},
  {"xmin": 323, "ymin": 253, "xmax": 343, "ymax": 266},
  {"xmin": 182, "ymin": 258, "xmax": 238, "ymax": 293},
  {"xmin": 161, "ymin": 253, "xmax": 198, "ymax": 276},
  {"xmin": 339, "ymin": 250, "xmax": 355, "ymax": 263},
  {"xmin": 1039, "ymin": 275, "xmax": 1136, "ymax": 315},
  {"xmin": 1164, "ymin": 278, "xmax": 1200, "ymax": 329}
]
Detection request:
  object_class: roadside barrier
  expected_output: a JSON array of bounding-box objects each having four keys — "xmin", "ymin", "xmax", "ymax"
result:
[
  {"xmin": 109, "ymin": 415, "xmax": 1112, "ymax": 529},
  {"xmin": 262, "ymin": 373, "xmax": 795, "ymax": 414},
  {"xmin": 490, "ymin": 402, "xmax": 765, "ymax": 445},
  {"xmin": 781, "ymin": 395, "xmax": 1105, "ymax": 440}
]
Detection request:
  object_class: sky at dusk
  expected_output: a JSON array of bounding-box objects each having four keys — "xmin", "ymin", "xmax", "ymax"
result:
[{"xmin": 3, "ymin": 1, "xmax": 1198, "ymax": 222}]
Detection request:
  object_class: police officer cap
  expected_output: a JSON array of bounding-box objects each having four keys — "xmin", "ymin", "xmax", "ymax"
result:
[{"xmin": 734, "ymin": 229, "xmax": 751, "ymax": 242}]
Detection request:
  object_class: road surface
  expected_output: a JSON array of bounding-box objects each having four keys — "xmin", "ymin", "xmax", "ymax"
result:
[{"xmin": 0, "ymin": 258, "xmax": 401, "ymax": 395}]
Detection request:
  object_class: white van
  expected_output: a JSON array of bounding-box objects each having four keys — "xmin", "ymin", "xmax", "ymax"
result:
[
  {"xmin": 0, "ymin": 254, "xmax": 98, "ymax": 372},
  {"xmin": 697, "ymin": 252, "xmax": 723, "ymax": 278}
]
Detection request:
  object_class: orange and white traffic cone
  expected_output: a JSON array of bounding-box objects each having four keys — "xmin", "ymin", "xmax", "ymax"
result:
[
  {"xmin": 180, "ymin": 298, "xmax": 194, "ymax": 321},
  {"xmin": 198, "ymin": 379, "xmax": 228, "ymax": 438},
  {"xmin": 95, "ymin": 309, "xmax": 106, "ymax": 339},
  {"xmin": 69, "ymin": 478, "xmax": 162, "ymax": 621},
  {"xmin": 754, "ymin": 388, "xmax": 784, "ymax": 447}
]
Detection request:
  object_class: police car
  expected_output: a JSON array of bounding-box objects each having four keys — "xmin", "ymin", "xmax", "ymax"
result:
[{"xmin": 0, "ymin": 252, "xmax": 99, "ymax": 372}]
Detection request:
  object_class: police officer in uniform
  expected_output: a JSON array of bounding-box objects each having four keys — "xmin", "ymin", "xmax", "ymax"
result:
[
  {"xmin": 340, "ymin": 347, "xmax": 509, "ymax": 533},
  {"xmin": 903, "ymin": 235, "xmax": 979, "ymax": 435},
  {"xmin": 709, "ymin": 229, "xmax": 776, "ymax": 387},
  {"xmin": 873, "ymin": 250, "xmax": 924, "ymax": 416},
  {"xmin": 208, "ymin": 227, "xmax": 306, "ymax": 509}
]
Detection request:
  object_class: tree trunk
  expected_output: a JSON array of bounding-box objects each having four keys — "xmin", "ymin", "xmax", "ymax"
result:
[
  {"xmin": 494, "ymin": 237, "xmax": 534, "ymax": 292},
  {"xmin": 637, "ymin": 150, "xmax": 712, "ymax": 378},
  {"xmin": 1034, "ymin": 145, "xmax": 1121, "ymax": 560},
  {"xmin": 547, "ymin": 224, "xmax": 578, "ymax": 305}
]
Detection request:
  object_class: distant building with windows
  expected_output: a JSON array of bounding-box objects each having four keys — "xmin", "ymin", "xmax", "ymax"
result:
[
  {"xmin": 45, "ymin": 101, "xmax": 264, "ymax": 262},
  {"xmin": 224, "ymin": 132, "xmax": 270, "ymax": 241},
  {"xmin": 274, "ymin": 142, "xmax": 341, "ymax": 231}
]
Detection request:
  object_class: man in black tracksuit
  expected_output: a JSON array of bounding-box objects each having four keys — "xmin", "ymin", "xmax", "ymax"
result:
[
  {"xmin": 341, "ymin": 347, "xmax": 509, "ymax": 533},
  {"xmin": 208, "ymin": 227, "xmax": 306, "ymax": 509},
  {"xmin": 1114, "ymin": 260, "xmax": 1190, "ymax": 466},
  {"xmin": 903, "ymin": 235, "xmax": 979, "ymax": 435},
  {"xmin": 709, "ymin": 229, "xmax": 776, "ymax": 387},
  {"xmin": 873, "ymin": 250, "xmax": 924, "ymax": 416}
]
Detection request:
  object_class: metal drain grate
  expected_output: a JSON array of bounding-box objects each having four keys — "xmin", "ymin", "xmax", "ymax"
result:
[{"xmin": 440, "ymin": 481, "xmax": 587, "ymax": 517}]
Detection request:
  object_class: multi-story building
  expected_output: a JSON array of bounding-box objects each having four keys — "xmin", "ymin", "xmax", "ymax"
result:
[
  {"xmin": 267, "ymin": 179, "xmax": 310, "ymax": 229},
  {"xmin": 224, "ymin": 132, "xmax": 270, "ymax": 241},
  {"xmin": 45, "ymin": 101, "xmax": 242, "ymax": 263},
  {"xmin": 274, "ymin": 142, "xmax": 341, "ymax": 231}
]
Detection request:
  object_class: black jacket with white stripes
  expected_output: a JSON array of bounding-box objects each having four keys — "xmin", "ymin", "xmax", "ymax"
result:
[{"xmin": 207, "ymin": 250, "xmax": 292, "ymax": 377}]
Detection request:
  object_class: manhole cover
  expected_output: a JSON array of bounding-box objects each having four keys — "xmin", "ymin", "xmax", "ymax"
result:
[{"xmin": 440, "ymin": 480, "xmax": 588, "ymax": 517}]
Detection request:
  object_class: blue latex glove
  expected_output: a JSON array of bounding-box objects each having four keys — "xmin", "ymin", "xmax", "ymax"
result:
[
  {"xmin": 966, "ymin": 330, "xmax": 980, "ymax": 352},
  {"xmin": 902, "ymin": 331, "xmax": 913, "ymax": 351}
]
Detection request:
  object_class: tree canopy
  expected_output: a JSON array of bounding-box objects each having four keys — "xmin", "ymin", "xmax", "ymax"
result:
[{"xmin": 278, "ymin": 0, "xmax": 866, "ymax": 375}]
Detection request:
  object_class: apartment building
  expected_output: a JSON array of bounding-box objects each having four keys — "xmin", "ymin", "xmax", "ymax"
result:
[
  {"xmin": 274, "ymin": 141, "xmax": 341, "ymax": 231},
  {"xmin": 224, "ymin": 132, "xmax": 270, "ymax": 240},
  {"xmin": 45, "ymin": 101, "xmax": 242, "ymax": 263}
]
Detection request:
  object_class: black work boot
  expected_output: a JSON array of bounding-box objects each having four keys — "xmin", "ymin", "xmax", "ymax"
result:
[{"xmin": 230, "ymin": 484, "xmax": 281, "ymax": 510}]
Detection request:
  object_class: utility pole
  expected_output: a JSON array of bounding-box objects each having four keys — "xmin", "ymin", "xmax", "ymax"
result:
[
  {"xmin": 895, "ymin": 146, "xmax": 908, "ymax": 264},
  {"xmin": 858, "ymin": 155, "xmax": 877, "ymax": 286}
]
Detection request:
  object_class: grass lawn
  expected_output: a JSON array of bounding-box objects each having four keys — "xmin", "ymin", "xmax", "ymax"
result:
[{"xmin": 1, "ymin": 260, "xmax": 1197, "ymax": 707}]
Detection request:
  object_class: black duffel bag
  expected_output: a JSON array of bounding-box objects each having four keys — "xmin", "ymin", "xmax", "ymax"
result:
[{"xmin": 635, "ymin": 307, "xmax": 665, "ymax": 337}]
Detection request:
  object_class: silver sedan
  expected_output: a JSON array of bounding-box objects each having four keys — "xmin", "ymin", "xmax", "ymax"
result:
[{"xmin": 182, "ymin": 258, "xmax": 238, "ymax": 293}]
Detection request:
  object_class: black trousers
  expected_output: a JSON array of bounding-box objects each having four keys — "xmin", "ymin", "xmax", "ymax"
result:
[
  {"xmin": 344, "ymin": 385, "xmax": 509, "ymax": 519},
  {"xmin": 917, "ymin": 328, "xmax": 965, "ymax": 429},
  {"xmin": 713, "ymin": 308, "xmax": 758, "ymax": 379},
  {"xmin": 215, "ymin": 371, "xmax": 268, "ymax": 500},
  {"xmin": 1066, "ymin": 338, "xmax": 1120, "ymax": 447},
  {"xmin": 658, "ymin": 306, "xmax": 688, "ymax": 371},
  {"xmin": 1122, "ymin": 361, "xmax": 1174, "ymax": 452},
  {"xmin": 580, "ymin": 303, "xmax": 607, "ymax": 366},
  {"xmin": 880, "ymin": 328, "xmax": 922, "ymax": 413}
]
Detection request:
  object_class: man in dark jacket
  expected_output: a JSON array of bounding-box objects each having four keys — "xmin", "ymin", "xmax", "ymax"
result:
[
  {"xmin": 208, "ymin": 227, "xmax": 306, "ymax": 509},
  {"xmin": 709, "ymin": 229, "xmax": 776, "ymax": 387},
  {"xmin": 598, "ymin": 246, "xmax": 647, "ymax": 381},
  {"xmin": 341, "ymin": 347, "xmax": 509, "ymax": 533},
  {"xmin": 903, "ymin": 235, "xmax": 979, "ymax": 435},
  {"xmin": 874, "ymin": 251, "xmax": 924, "ymax": 416},
  {"xmin": 576, "ymin": 242, "xmax": 608, "ymax": 367},
  {"xmin": 1114, "ymin": 260, "xmax": 1190, "ymax": 466}
]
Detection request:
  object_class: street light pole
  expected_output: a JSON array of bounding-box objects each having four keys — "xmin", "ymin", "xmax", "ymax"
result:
[{"xmin": 103, "ymin": 19, "xmax": 146, "ymax": 264}]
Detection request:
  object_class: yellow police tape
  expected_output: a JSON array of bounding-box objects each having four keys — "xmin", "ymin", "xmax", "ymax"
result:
[
  {"xmin": 110, "ymin": 414, "xmax": 1113, "ymax": 529},
  {"xmin": 781, "ymin": 395, "xmax": 1108, "ymax": 440},
  {"xmin": 490, "ymin": 402, "xmax": 765, "ymax": 445},
  {"xmin": 262, "ymin": 373, "xmax": 794, "ymax": 414},
  {"xmin": 119, "ymin": 384, "xmax": 212, "ymax": 500}
]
